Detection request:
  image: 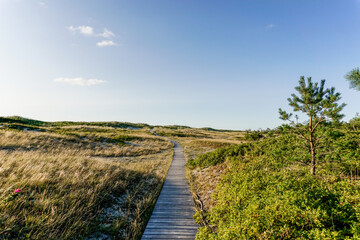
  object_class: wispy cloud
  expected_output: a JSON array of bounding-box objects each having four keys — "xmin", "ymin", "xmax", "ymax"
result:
[
  {"xmin": 68, "ymin": 25, "xmax": 117, "ymax": 47},
  {"xmin": 38, "ymin": 1, "xmax": 47, "ymax": 8},
  {"xmin": 97, "ymin": 40, "xmax": 116, "ymax": 47},
  {"xmin": 98, "ymin": 28, "xmax": 115, "ymax": 38},
  {"xmin": 68, "ymin": 25, "xmax": 95, "ymax": 36},
  {"xmin": 54, "ymin": 77, "xmax": 106, "ymax": 86},
  {"xmin": 266, "ymin": 23, "xmax": 275, "ymax": 30}
]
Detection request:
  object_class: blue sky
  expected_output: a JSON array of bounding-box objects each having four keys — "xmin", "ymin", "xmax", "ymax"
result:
[{"xmin": 1, "ymin": 0, "xmax": 360, "ymax": 130}]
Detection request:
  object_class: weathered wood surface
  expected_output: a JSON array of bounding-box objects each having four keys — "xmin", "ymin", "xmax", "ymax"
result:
[{"xmin": 141, "ymin": 140, "xmax": 198, "ymax": 240}]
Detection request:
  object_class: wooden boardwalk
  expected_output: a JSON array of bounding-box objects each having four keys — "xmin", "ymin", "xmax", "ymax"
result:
[{"xmin": 141, "ymin": 140, "xmax": 198, "ymax": 240}]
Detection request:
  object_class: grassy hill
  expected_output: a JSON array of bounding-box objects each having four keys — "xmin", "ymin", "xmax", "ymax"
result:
[
  {"xmin": 3, "ymin": 116, "xmax": 360, "ymax": 239},
  {"xmin": 0, "ymin": 116, "xmax": 150, "ymax": 130},
  {"xmin": 0, "ymin": 117, "xmax": 244, "ymax": 239},
  {"xmin": 0, "ymin": 117, "xmax": 173, "ymax": 239}
]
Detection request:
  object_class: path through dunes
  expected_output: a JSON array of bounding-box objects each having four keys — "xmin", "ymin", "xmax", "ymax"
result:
[{"xmin": 141, "ymin": 140, "xmax": 198, "ymax": 239}]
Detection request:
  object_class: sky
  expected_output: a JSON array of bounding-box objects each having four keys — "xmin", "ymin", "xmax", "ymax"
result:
[{"xmin": 1, "ymin": 0, "xmax": 360, "ymax": 130}]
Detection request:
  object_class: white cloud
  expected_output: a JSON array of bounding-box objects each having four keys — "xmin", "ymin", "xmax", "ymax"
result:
[
  {"xmin": 97, "ymin": 40, "xmax": 116, "ymax": 47},
  {"xmin": 68, "ymin": 25, "xmax": 117, "ymax": 47},
  {"xmin": 68, "ymin": 26, "xmax": 115, "ymax": 38},
  {"xmin": 266, "ymin": 24, "xmax": 275, "ymax": 30},
  {"xmin": 68, "ymin": 25, "xmax": 95, "ymax": 36},
  {"xmin": 38, "ymin": 1, "xmax": 47, "ymax": 8},
  {"xmin": 54, "ymin": 77, "xmax": 106, "ymax": 86},
  {"xmin": 86, "ymin": 79, "xmax": 107, "ymax": 86},
  {"xmin": 98, "ymin": 28, "xmax": 115, "ymax": 38}
]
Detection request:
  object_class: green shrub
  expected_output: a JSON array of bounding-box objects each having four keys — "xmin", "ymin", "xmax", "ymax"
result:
[
  {"xmin": 0, "ymin": 116, "xmax": 46, "ymax": 126},
  {"xmin": 93, "ymin": 135, "xmax": 138, "ymax": 145},
  {"xmin": 243, "ymin": 131, "xmax": 264, "ymax": 141},
  {"xmin": 197, "ymin": 169, "xmax": 359, "ymax": 239},
  {"xmin": 156, "ymin": 131, "xmax": 206, "ymax": 138},
  {"xmin": 186, "ymin": 144, "xmax": 251, "ymax": 169},
  {"xmin": 193, "ymin": 129, "xmax": 360, "ymax": 239}
]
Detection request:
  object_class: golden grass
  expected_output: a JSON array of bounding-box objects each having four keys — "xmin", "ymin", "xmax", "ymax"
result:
[
  {"xmin": 189, "ymin": 164, "xmax": 227, "ymax": 211},
  {"xmin": 0, "ymin": 127, "xmax": 172, "ymax": 239},
  {"xmin": 0, "ymin": 123, "xmax": 245, "ymax": 239},
  {"xmin": 153, "ymin": 127, "xmax": 245, "ymax": 213}
]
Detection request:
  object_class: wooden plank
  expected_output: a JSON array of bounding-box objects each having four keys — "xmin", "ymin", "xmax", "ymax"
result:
[
  {"xmin": 154, "ymin": 199, "xmax": 193, "ymax": 204},
  {"xmin": 148, "ymin": 215, "xmax": 194, "ymax": 219},
  {"xmin": 143, "ymin": 230, "xmax": 197, "ymax": 235},
  {"xmin": 147, "ymin": 220, "xmax": 197, "ymax": 225},
  {"xmin": 155, "ymin": 200, "xmax": 193, "ymax": 204},
  {"xmin": 142, "ymin": 236, "xmax": 196, "ymax": 240},
  {"xmin": 141, "ymin": 139, "xmax": 198, "ymax": 240},
  {"xmin": 153, "ymin": 207, "xmax": 195, "ymax": 211},
  {"xmin": 160, "ymin": 188, "xmax": 191, "ymax": 191},
  {"xmin": 153, "ymin": 206, "xmax": 195, "ymax": 210},
  {"xmin": 143, "ymin": 231, "xmax": 197, "ymax": 236},
  {"xmin": 156, "ymin": 196, "xmax": 192, "ymax": 199},
  {"xmin": 145, "ymin": 226, "xmax": 198, "ymax": 230},
  {"xmin": 150, "ymin": 214, "xmax": 195, "ymax": 218}
]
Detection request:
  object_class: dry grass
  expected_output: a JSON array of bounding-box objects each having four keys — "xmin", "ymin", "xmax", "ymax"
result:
[
  {"xmin": 0, "ymin": 121, "xmax": 244, "ymax": 239},
  {"xmin": 153, "ymin": 127, "xmax": 244, "ymax": 141},
  {"xmin": 153, "ymin": 127, "xmax": 244, "ymax": 212},
  {"xmin": 0, "ymin": 126, "xmax": 172, "ymax": 239},
  {"xmin": 189, "ymin": 164, "xmax": 227, "ymax": 211}
]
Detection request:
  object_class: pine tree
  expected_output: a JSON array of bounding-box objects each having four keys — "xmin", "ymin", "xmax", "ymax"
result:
[
  {"xmin": 345, "ymin": 67, "xmax": 360, "ymax": 91},
  {"xmin": 279, "ymin": 76, "xmax": 346, "ymax": 175}
]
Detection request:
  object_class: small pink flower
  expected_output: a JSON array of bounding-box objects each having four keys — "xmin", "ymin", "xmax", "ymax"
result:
[
  {"xmin": 340, "ymin": 203, "xmax": 343, "ymax": 205},
  {"xmin": 14, "ymin": 189, "xmax": 21, "ymax": 194}
]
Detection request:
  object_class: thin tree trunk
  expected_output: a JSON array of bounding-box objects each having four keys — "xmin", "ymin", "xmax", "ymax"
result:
[
  {"xmin": 309, "ymin": 134, "xmax": 316, "ymax": 175},
  {"xmin": 309, "ymin": 115, "xmax": 316, "ymax": 175}
]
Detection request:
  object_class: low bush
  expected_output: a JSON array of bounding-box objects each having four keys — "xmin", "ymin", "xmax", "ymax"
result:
[
  {"xmin": 186, "ymin": 144, "xmax": 251, "ymax": 169},
  {"xmin": 95, "ymin": 135, "xmax": 138, "ymax": 145},
  {"xmin": 156, "ymin": 131, "xmax": 205, "ymax": 138},
  {"xmin": 243, "ymin": 131, "xmax": 264, "ymax": 141},
  {"xmin": 193, "ymin": 128, "xmax": 360, "ymax": 239}
]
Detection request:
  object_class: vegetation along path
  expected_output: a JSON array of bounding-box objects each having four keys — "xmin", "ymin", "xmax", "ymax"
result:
[{"xmin": 142, "ymin": 137, "xmax": 198, "ymax": 239}]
